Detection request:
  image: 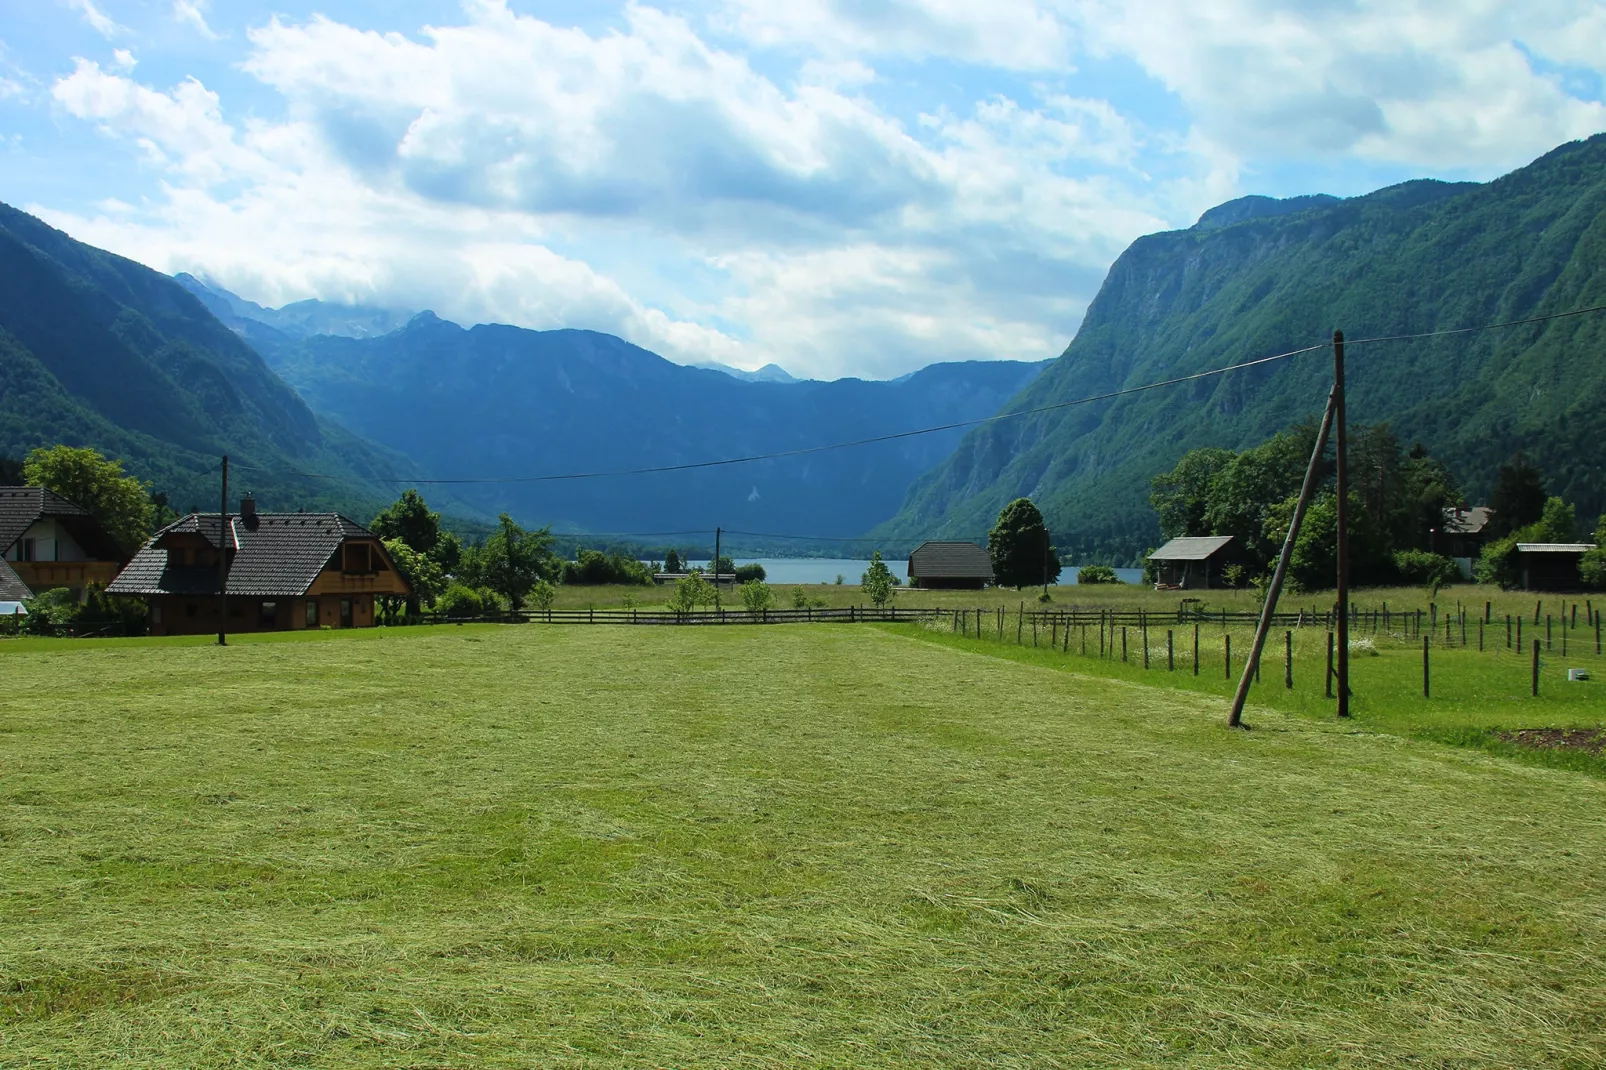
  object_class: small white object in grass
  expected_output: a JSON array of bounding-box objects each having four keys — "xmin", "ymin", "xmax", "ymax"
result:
[
  {"xmin": 1568, "ymin": 669, "xmax": 1590, "ymax": 681},
  {"xmin": 1348, "ymin": 637, "xmax": 1379, "ymax": 656}
]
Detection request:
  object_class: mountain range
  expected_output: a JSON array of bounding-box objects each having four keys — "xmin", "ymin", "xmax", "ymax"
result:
[{"xmin": 876, "ymin": 133, "xmax": 1606, "ymax": 562}]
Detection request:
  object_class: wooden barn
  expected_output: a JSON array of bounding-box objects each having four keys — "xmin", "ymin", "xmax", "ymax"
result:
[
  {"xmin": 0, "ymin": 486, "xmax": 128, "ymax": 601},
  {"xmin": 1514, "ymin": 543, "xmax": 1594, "ymax": 592},
  {"xmin": 907, "ymin": 541, "xmax": 993, "ymax": 589},
  {"xmin": 1147, "ymin": 535, "xmax": 1244, "ymax": 589},
  {"xmin": 108, "ymin": 498, "xmax": 410, "ymax": 635}
]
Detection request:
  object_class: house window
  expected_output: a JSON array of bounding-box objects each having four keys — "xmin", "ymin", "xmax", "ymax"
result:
[
  {"xmin": 340, "ymin": 599, "xmax": 353, "ymax": 628},
  {"xmin": 305, "ymin": 601, "xmax": 318, "ymax": 627},
  {"xmin": 260, "ymin": 602, "xmax": 277, "ymax": 626},
  {"xmin": 342, "ymin": 543, "xmax": 376, "ymax": 574},
  {"xmin": 151, "ymin": 604, "xmax": 163, "ymax": 624},
  {"xmin": 17, "ymin": 538, "xmax": 35, "ymax": 562}
]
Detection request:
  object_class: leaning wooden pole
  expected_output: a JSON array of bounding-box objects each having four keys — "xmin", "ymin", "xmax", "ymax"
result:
[{"xmin": 1228, "ymin": 386, "xmax": 1338, "ymax": 728}]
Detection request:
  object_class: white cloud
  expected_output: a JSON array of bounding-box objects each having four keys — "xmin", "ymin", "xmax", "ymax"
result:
[
  {"xmin": 111, "ymin": 48, "xmax": 135, "ymax": 71},
  {"xmin": 64, "ymin": 0, "xmax": 123, "ymax": 39},
  {"xmin": 172, "ymin": 0, "xmax": 220, "ymax": 40}
]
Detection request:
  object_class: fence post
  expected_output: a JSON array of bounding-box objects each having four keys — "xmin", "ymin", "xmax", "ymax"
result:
[
  {"xmin": 1018, "ymin": 603, "xmax": 1024, "ymax": 644},
  {"xmin": 1478, "ymin": 620, "xmax": 1484, "ymax": 651},
  {"xmin": 1121, "ymin": 627, "xmax": 1128, "ymax": 663},
  {"xmin": 1517, "ymin": 617, "xmax": 1523, "ymax": 654},
  {"xmin": 1532, "ymin": 641, "xmax": 1540, "ymax": 697},
  {"xmin": 1142, "ymin": 621, "xmax": 1149, "ymax": 668},
  {"xmin": 1423, "ymin": 636, "xmax": 1430, "ymax": 699},
  {"xmin": 1062, "ymin": 617, "xmax": 1070, "ymax": 653},
  {"xmin": 1326, "ymin": 632, "xmax": 1335, "ymax": 698},
  {"xmin": 1225, "ymin": 634, "xmax": 1231, "ymax": 681},
  {"xmin": 1547, "ymin": 614, "xmax": 1553, "ymax": 651},
  {"xmin": 1168, "ymin": 630, "xmax": 1175, "ymax": 671},
  {"xmin": 1193, "ymin": 623, "xmax": 1199, "ymax": 676},
  {"xmin": 1285, "ymin": 631, "xmax": 1293, "ymax": 689}
]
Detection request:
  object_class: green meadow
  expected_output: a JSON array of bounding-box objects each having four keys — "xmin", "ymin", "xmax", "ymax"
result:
[{"xmin": 3, "ymin": 623, "xmax": 1605, "ymax": 1067}]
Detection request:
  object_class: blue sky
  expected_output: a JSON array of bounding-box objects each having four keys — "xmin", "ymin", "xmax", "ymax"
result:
[{"xmin": 3, "ymin": 1, "xmax": 1604, "ymax": 379}]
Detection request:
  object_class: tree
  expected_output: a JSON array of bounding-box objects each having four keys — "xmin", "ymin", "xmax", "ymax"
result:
[
  {"xmin": 664, "ymin": 549, "xmax": 683, "ymax": 573},
  {"xmin": 1076, "ymin": 564, "xmax": 1119, "ymax": 584},
  {"xmin": 667, "ymin": 572, "xmax": 716, "ymax": 613},
  {"xmin": 1488, "ymin": 453, "xmax": 1546, "ymax": 537},
  {"xmin": 1149, "ymin": 447, "xmax": 1235, "ymax": 538},
  {"xmin": 862, "ymin": 551, "xmax": 895, "ymax": 607},
  {"xmin": 988, "ymin": 498, "xmax": 1060, "ymax": 588},
  {"xmin": 734, "ymin": 562, "xmax": 767, "ymax": 584},
  {"xmin": 1580, "ymin": 514, "xmax": 1606, "ymax": 590},
  {"xmin": 739, "ymin": 579, "xmax": 773, "ymax": 613},
  {"xmin": 712, "ymin": 555, "xmax": 736, "ymax": 577},
  {"xmin": 371, "ymin": 489, "xmax": 442, "ymax": 556},
  {"xmin": 381, "ymin": 538, "xmax": 446, "ymax": 620},
  {"xmin": 23, "ymin": 445, "xmax": 153, "ymax": 552},
  {"xmin": 471, "ymin": 514, "xmax": 557, "ymax": 611},
  {"xmin": 0, "ymin": 455, "xmax": 24, "ymax": 486}
]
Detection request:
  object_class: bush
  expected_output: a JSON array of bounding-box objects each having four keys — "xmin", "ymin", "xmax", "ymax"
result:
[
  {"xmin": 668, "ymin": 573, "xmax": 717, "ymax": 613},
  {"xmin": 790, "ymin": 586, "xmax": 826, "ymax": 609},
  {"xmin": 1077, "ymin": 565, "xmax": 1120, "ymax": 585},
  {"xmin": 1582, "ymin": 548, "xmax": 1606, "ymax": 590},
  {"xmin": 1394, "ymin": 549, "xmax": 1459, "ymax": 588},
  {"xmin": 20, "ymin": 588, "xmax": 80, "ymax": 636},
  {"xmin": 436, "ymin": 584, "xmax": 486, "ymax": 618},
  {"xmin": 529, "ymin": 579, "xmax": 557, "ymax": 611},
  {"xmin": 739, "ymin": 579, "xmax": 773, "ymax": 613},
  {"xmin": 734, "ymin": 563, "xmax": 767, "ymax": 584}
]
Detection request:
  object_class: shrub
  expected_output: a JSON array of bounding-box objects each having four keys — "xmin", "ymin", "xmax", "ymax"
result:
[
  {"xmin": 562, "ymin": 548, "xmax": 652, "ymax": 586},
  {"xmin": 739, "ymin": 579, "xmax": 773, "ymax": 613},
  {"xmin": 20, "ymin": 588, "xmax": 80, "ymax": 636},
  {"xmin": 435, "ymin": 583, "xmax": 485, "ymax": 618},
  {"xmin": 1394, "ymin": 549, "xmax": 1459, "ymax": 588},
  {"xmin": 529, "ymin": 579, "xmax": 557, "ymax": 611},
  {"xmin": 1077, "ymin": 565, "xmax": 1120, "ymax": 585},
  {"xmin": 668, "ymin": 573, "xmax": 717, "ymax": 613},
  {"xmin": 861, "ymin": 551, "xmax": 895, "ymax": 608},
  {"xmin": 790, "ymin": 586, "xmax": 826, "ymax": 609},
  {"xmin": 734, "ymin": 563, "xmax": 767, "ymax": 584}
]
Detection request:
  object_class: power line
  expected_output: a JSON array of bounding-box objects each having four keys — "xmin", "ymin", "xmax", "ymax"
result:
[{"xmin": 233, "ymin": 301, "xmax": 1606, "ymax": 488}]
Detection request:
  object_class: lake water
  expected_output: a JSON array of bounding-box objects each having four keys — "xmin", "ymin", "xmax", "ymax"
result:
[{"xmin": 684, "ymin": 558, "xmax": 1145, "ymax": 587}]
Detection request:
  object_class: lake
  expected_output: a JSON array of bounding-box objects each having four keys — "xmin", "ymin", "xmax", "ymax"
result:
[{"xmin": 683, "ymin": 558, "xmax": 1145, "ymax": 587}]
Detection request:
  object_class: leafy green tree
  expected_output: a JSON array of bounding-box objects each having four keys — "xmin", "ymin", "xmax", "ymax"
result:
[
  {"xmin": 23, "ymin": 445, "xmax": 153, "ymax": 552},
  {"xmin": 988, "ymin": 498, "xmax": 1060, "ymax": 588},
  {"xmin": 668, "ymin": 572, "xmax": 716, "ymax": 613},
  {"xmin": 562, "ymin": 548, "xmax": 652, "ymax": 585},
  {"xmin": 433, "ymin": 531, "xmax": 463, "ymax": 574},
  {"xmin": 1149, "ymin": 447, "xmax": 1235, "ymax": 539},
  {"xmin": 1281, "ymin": 492, "xmax": 1393, "ymax": 592},
  {"xmin": 381, "ymin": 538, "xmax": 446, "ymax": 620},
  {"xmin": 734, "ymin": 562, "xmax": 767, "ymax": 583},
  {"xmin": 529, "ymin": 579, "xmax": 557, "ymax": 611},
  {"xmin": 470, "ymin": 514, "xmax": 558, "ymax": 611},
  {"xmin": 712, "ymin": 555, "xmax": 736, "ymax": 577},
  {"xmin": 664, "ymin": 549, "xmax": 683, "ymax": 573},
  {"xmin": 0, "ymin": 455, "xmax": 25, "ymax": 485},
  {"xmin": 1201, "ymin": 430, "xmax": 1311, "ymax": 570},
  {"xmin": 1393, "ymin": 549, "xmax": 1459, "ymax": 588},
  {"xmin": 435, "ymin": 583, "xmax": 485, "ymax": 618},
  {"xmin": 862, "ymin": 551, "xmax": 895, "ymax": 607},
  {"xmin": 1488, "ymin": 453, "xmax": 1547, "ymax": 537},
  {"xmin": 1580, "ymin": 514, "xmax": 1606, "ymax": 589},
  {"xmin": 371, "ymin": 489, "xmax": 442, "ymax": 556},
  {"xmin": 1535, "ymin": 496, "xmax": 1577, "ymax": 542},
  {"xmin": 739, "ymin": 579, "xmax": 773, "ymax": 613}
]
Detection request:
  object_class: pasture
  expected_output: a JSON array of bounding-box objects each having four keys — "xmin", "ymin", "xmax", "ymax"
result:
[{"xmin": 3, "ymin": 624, "xmax": 1605, "ymax": 1067}]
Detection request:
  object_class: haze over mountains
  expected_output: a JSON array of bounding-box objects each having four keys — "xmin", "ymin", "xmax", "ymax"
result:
[{"xmin": 877, "ymin": 133, "xmax": 1606, "ymax": 563}]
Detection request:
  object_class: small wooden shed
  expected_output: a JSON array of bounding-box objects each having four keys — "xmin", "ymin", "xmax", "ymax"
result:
[
  {"xmin": 907, "ymin": 541, "xmax": 993, "ymax": 589},
  {"xmin": 1147, "ymin": 535, "xmax": 1242, "ymax": 589},
  {"xmin": 1514, "ymin": 543, "xmax": 1593, "ymax": 592}
]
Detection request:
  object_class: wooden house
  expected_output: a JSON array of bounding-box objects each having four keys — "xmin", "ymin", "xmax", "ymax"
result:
[
  {"xmin": 108, "ymin": 497, "xmax": 410, "ymax": 635},
  {"xmin": 1513, "ymin": 543, "xmax": 1594, "ymax": 592},
  {"xmin": 1147, "ymin": 535, "xmax": 1244, "ymax": 589},
  {"xmin": 907, "ymin": 541, "xmax": 993, "ymax": 589},
  {"xmin": 0, "ymin": 487, "xmax": 128, "ymax": 600},
  {"xmin": 1438, "ymin": 505, "xmax": 1493, "ymax": 577}
]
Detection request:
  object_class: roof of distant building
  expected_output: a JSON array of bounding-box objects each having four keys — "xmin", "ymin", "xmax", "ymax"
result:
[
  {"xmin": 1442, "ymin": 506, "xmax": 1493, "ymax": 535},
  {"xmin": 0, "ymin": 486, "xmax": 92, "ymax": 553},
  {"xmin": 1515, "ymin": 542, "xmax": 1595, "ymax": 553},
  {"xmin": 0, "ymin": 557, "xmax": 31, "ymax": 601},
  {"xmin": 109, "ymin": 512, "xmax": 393, "ymax": 598},
  {"xmin": 1148, "ymin": 535, "xmax": 1237, "ymax": 561},
  {"xmin": 907, "ymin": 540, "xmax": 994, "ymax": 579}
]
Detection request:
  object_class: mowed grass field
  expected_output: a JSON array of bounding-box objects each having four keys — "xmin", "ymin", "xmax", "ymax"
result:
[{"xmin": 3, "ymin": 625, "xmax": 1605, "ymax": 1067}]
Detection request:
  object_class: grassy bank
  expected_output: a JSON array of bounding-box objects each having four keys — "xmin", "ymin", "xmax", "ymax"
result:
[{"xmin": 3, "ymin": 625, "xmax": 1605, "ymax": 1066}]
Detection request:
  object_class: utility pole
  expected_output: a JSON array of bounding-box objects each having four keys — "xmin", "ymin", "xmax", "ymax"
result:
[
  {"xmin": 1334, "ymin": 330, "xmax": 1350, "ymax": 717},
  {"xmin": 1042, "ymin": 528, "xmax": 1050, "ymax": 598},
  {"xmin": 217, "ymin": 454, "xmax": 229, "ymax": 646},
  {"xmin": 713, "ymin": 526, "xmax": 722, "ymax": 610}
]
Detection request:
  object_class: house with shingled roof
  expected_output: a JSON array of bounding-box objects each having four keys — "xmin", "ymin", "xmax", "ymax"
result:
[
  {"xmin": 108, "ymin": 496, "xmax": 410, "ymax": 635},
  {"xmin": 907, "ymin": 541, "xmax": 994, "ymax": 589},
  {"xmin": 0, "ymin": 487, "xmax": 129, "ymax": 601}
]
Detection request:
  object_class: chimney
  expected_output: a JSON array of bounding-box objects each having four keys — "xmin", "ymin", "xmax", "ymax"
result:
[{"xmin": 240, "ymin": 494, "xmax": 258, "ymax": 530}]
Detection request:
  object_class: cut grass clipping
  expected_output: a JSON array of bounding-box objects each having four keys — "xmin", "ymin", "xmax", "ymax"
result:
[{"xmin": 2, "ymin": 624, "xmax": 1604, "ymax": 1067}]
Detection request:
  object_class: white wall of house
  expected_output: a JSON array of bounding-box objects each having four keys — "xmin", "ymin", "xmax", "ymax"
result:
[{"xmin": 2, "ymin": 519, "xmax": 88, "ymax": 563}]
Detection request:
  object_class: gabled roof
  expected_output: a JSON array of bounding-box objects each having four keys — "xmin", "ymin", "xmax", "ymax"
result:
[
  {"xmin": 1515, "ymin": 543, "xmax": 1595, "ymax": 553},
  {"xmin": 0, "ymin": 486, "xmax": 92, "ymax": 553},
  {"xmin": 907, "ymin": 540, "xmax": 994, "ymax": 579},
  {"xmin": 108, "ymin": 512, "xmax": 395, "ymax": 598},
  {"xmin": 1148, "ymin": 535, "xmax": 1236, "ymax": 561},
  {"xmin": 0, "ymin": 557, "xmax": 31, "ymax": 601}
]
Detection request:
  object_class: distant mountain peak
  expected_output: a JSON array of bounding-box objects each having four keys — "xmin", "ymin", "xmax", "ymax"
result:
[
  {"xmin": 692, "ymin": 361, "xmax": 800, "ymax": 383},
  {"xmin": 171, "ymin": 273, "xmax": 415, "ymax": 340},
  {"xmin": 1193, "ymin": 194, "xmax": 1343, "ymax": 231}
]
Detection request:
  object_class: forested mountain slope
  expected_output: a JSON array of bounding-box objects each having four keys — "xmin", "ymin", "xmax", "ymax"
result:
[
  {"xmin": 0, "ymin": 203, "xmax": 430, "ymax": 517},
  {"xmin": 876, "ymin": 134, "xmax": 1606, "ymax": 563},
  {"xmin": 260, "ymin": 315, "xmax": 1049, "ymax": 537}
]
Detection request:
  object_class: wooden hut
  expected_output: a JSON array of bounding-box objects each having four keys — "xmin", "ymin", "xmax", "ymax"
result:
[
  {"xmin": 1146, "ymin": 536, "xmax": 1243, "ymax": 589},
  {"xmin": 1513, "ymin": 543, "xmax": 1594, "ymax": 592},
  {"xmin": 907, "ymin": 541, "xmax": 993, "ymax": 589}
]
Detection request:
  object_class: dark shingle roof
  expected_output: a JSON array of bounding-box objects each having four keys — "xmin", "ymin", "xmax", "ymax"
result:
[
  {"xmin": 0, "ymin": 487, "xmax": 93, "ymax": 553},
  {"xmin": 108, "ymin": 512, "xmax": 389, "ymax": 598},
  {"xmin": 1442, "ymin": 506, "xmax": 1493, "ymax": 536},
  {"xmin": 0, "ymin": 557, "xmax": 31, "ymax": 601},
  {"xmin": 907, "ymin": 541, "xmax": 994, "ymax": 580}
]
